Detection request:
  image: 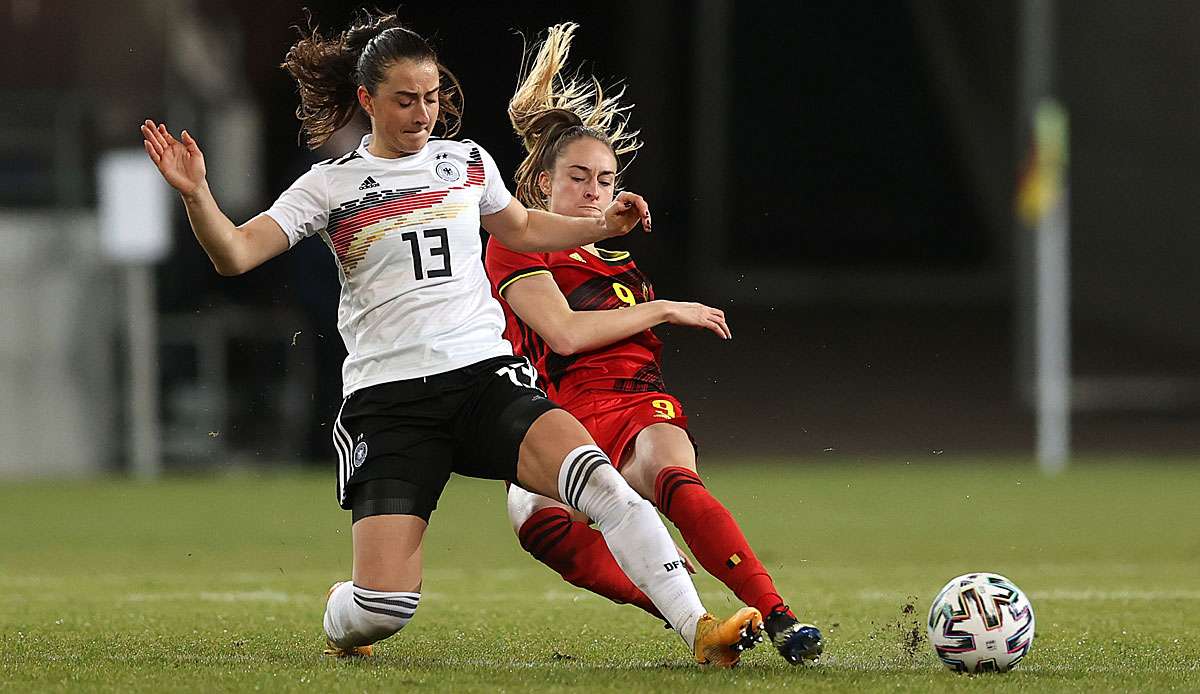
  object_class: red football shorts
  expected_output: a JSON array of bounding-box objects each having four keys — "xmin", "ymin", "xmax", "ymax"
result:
[{"xmin": 558, "ymin": 391, "xmax": 690, "ymax": 469}]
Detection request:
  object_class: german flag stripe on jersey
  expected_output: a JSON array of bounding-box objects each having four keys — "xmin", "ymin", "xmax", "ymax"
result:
[{"xmin": 326, "ymin": 147, "xmax": 487, "ymax": 276}]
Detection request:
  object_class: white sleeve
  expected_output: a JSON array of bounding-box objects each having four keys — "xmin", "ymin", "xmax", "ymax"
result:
[
  {"xmin": 476, "ymin": 144, "xmax": 513, "ymax": 216},
  {"xmin": 263, "ymin": 165, "xmax": 329, "ymax": 248}
]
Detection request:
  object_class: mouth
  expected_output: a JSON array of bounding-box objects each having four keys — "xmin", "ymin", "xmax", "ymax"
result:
[{"xmin": 579, "ymin": 205, "xmax": 603, "ymax": 214}]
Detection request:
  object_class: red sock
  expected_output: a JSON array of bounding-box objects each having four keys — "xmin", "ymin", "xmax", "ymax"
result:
[
  {"xmin": 518, "ymin": 507, "xmax": 663, "ymax": 619},
  {"xmin": 655, "ymin": 467, "xmax": 794, "ymax": 619}
]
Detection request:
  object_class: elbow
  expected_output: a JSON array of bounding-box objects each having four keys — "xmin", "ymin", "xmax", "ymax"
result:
[
  {"xmin": 212, "ymin": 258, "xmax": 247, "ymax": 277},
  {"xmin": 543, "ymin": 332, "xmax": 580, "ymax": 356}
]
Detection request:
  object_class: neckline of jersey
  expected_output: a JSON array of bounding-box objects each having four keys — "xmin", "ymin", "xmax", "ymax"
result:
[
  {"xmin": 580, "ymin": 246, "xmax": 632, "ymax": 264},
  {"xmin": 356, "ymin": 133, "xmax": 441, "ymax": 165}
]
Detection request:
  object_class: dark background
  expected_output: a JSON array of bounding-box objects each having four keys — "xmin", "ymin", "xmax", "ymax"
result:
[{"xmin": 3, "ymin": 1, "xmax": 1198, "ymax": 469}]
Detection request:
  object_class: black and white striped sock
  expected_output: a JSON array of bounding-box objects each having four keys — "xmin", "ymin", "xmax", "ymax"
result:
[
  {"xmin": 323, "ymin": 582, "xmax": 420, "ymax": 648},
  {"xmin": 557, "ymin": 444, "xmax": 705, "ymax": 648}
]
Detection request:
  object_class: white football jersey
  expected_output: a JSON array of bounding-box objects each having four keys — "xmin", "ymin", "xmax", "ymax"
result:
[{"xmin": 264, "ymin": 135, "xmax": 514, "ymax": 396}]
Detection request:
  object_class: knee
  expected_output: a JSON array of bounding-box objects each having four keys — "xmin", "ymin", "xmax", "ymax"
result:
[
  {"xmin": 507, "ymin": 483, "xmax": 544, "ymax": 531},
  {"xmin": 508, "ymin": 483, "xmax": 578, "ymax": 535},
  {"xmin": 627, "ymin": 429, "xmax": 697, "ymax": 495},
  {"xmin": 588, "ymin": 464, "xmax": 653, "ymax": 518},
  {"xmin": 516, "ymin": 505, "xmax": 574, "ymax": 559},
  {"xmin": 557, "ymin": 447, "xmax": 653, "ymax": 522},
  {"xmin": 638, "ymin": 441, "xmax": 696, "ymax": 473}
]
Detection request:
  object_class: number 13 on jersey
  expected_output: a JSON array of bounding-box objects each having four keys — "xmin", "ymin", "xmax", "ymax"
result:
[{"xmin": 402, "ymin": 227, "xmax": 452, "ymax": 280}]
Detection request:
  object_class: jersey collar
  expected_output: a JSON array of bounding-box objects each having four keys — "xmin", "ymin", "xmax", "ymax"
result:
[{"xmin": 357, "ymin": 134, "xmax": 436, "ymax": 164}]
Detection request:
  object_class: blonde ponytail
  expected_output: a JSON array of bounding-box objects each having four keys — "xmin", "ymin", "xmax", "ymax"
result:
[{"xmin": 509, "ymin": 23, "xmax": 642, "ymax": 209}]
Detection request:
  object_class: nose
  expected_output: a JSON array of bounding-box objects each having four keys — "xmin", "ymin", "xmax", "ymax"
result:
[
  {"xmin": 583, "ymin": 180, "xmax": 600, "ymax": 200},
  {"xmin": 414, "ymin": 100, "xmax": 431, "ymax": 127}
]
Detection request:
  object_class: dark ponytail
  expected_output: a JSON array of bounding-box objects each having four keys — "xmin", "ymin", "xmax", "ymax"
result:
[{"xmin": 281, "ymin": 11, "xmax": 463, "ymax": 150}]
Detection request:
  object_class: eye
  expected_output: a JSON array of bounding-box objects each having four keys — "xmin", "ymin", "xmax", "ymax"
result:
[
  {"xmin": 397, "ymin": 99, "xmax": 414, "ymax": 107},
  {"xmin": 570, "ymin": 177, "xmax": 585, "ymax": 183},
  {"xmin": 599, "ymin": 180, "xmax": 613, "ymax": 187}
]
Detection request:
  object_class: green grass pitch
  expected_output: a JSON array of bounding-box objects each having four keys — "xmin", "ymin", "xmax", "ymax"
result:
[{"xmin": 2, "ymin": 458, "xmax": 1198, "ymax": 692}]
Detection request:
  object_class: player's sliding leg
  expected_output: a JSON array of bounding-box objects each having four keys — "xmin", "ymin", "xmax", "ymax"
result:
[
  {"xmin": 323, "ymin": 499, "xmax": 426, "ymax": 656},
  {"xmin": 622, "ymin": 423, "xmax": 824, "ymax": 665},
  {"xmin": 516, "ymin": 409, "xmax": 763, "ymax": 666},
  {"xmin": 507, "ymin": 483, "xmax": 663, "ymax": 619}
]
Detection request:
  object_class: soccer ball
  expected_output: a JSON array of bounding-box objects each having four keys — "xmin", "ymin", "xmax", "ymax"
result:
[{"xmin": 927, "ymin": 572, "xmax": 1035, "ymax": 673}]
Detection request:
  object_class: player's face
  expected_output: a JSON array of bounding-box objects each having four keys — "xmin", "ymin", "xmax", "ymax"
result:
[
  {"xmin": 541, "ymin": 137, "xmax": 617, "ymax": 218},
  {"xmin": 358, "ymin": 59, "xmax": 441, "ymax": 155}
]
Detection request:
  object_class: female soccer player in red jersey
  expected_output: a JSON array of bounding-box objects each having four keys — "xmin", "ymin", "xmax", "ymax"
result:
[
  {"xmin": 140, "ymin": 11, "xmax": 760, "ymax": 666},
  {"xmin": 485, "ymin": 23, "xmax": 823, "ymax": 665}
]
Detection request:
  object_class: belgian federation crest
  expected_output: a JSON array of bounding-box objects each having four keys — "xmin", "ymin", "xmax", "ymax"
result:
[{"xmin": 434, "ymin": 160, "xmax": 462, "ymax": 182}]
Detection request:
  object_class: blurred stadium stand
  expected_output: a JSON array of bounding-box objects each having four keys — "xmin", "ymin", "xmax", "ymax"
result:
[{"xmin": 1, "ymin": 1, "xmax": 1197, "ymax": 477}]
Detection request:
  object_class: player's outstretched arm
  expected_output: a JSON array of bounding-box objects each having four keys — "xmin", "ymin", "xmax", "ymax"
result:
[
  {"xmin": 140, "ymin": 120, "xmax": 288, "ymax": 276},
  {"xmin": 481, "ymin": 191, "xmax": 650, "ymax": 253},
  {"xmin": 503, "ymin": 274, "xmax": 729, "ymax": 356}
]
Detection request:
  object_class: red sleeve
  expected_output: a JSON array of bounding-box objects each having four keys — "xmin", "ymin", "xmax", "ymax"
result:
[{"xmin": 484, "ymin": 236, "xmax": 552, "ymax": 297}]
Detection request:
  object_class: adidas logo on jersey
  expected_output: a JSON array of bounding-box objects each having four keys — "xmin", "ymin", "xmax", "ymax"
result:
[
  {"xmin": 358, "ymin": 176, "xmax": 380, "ymax": 190},
  {"xmin": 569, "ymin": 252, "xmax": 586, "ymax": 263}
]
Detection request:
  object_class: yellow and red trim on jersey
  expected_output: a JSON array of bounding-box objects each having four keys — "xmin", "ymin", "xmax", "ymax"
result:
[
  {"xmin": 594, "ymin": 247, "xmax": 631, "ymax": 264},
  {"xmin": 497, "ymin": 267, "xmax": 553, "ymax": 295}
]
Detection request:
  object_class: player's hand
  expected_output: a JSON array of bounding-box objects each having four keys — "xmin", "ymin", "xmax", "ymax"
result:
[
  {"xmin": 659, "ymin": 301, "xmax": 731, "ymax": 340},
  {"xmin": 602, "ymin": 191, "xmax": 651, "ymax": 238},
  {"xmin": 140, "ymin": 120, "xmax": 206, "ymax": 197},
  {"xmin": 675, "ymin": 543, "xmax": 697, "ymax": 574}
]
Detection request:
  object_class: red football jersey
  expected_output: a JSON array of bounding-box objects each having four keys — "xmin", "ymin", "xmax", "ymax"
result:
[{"xmin": 484, "ymin": 237, "xmax": 665, "ymax": 402}]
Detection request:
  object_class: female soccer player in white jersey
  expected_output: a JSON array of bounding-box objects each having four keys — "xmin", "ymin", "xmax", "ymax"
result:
[
  {"xmin": 139, "ymin": 11, "xmax": 761, "ymax": 667},
  {"xmin": 484, "ymin": 24, "xmax": 823, "ymax": 665}
]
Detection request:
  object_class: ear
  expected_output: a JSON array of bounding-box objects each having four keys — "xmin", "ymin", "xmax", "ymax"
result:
[
  {"xmin": 356, "ymin": 85, "xmax": 373, "ymax": 118},
  {"xmin": 537, "ymin": 170, "xmax": 552, "ymax": 199}
]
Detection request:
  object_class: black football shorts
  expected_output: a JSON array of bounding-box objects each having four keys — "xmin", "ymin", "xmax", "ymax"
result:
[{"xmin": 332, "ymin": 355, "xmax": 558, "ymax": 521}]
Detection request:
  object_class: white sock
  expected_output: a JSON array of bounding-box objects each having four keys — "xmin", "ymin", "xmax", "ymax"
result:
[
  {"xmin": 558, "ymin": 444, "xmax": 706, "ymax": 648},
  {"xmin": 323, "ymin": 582, "xmax": 420, "ymax": 648}
]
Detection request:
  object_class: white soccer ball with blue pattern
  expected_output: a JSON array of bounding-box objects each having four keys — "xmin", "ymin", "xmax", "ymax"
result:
[{"xmin": 927, "ymin": 572, "xmax": 1035, "ymax": 673}]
